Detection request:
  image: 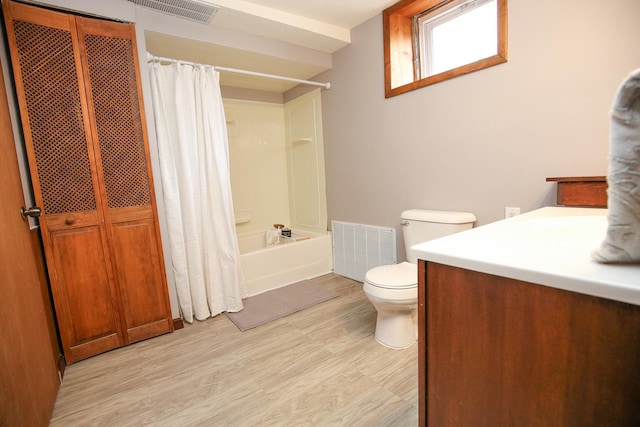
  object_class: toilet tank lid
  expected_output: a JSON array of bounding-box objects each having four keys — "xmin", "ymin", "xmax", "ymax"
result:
[{"xmin": 401, "ymin": 209, "xmax": 476, "ymax": 224}]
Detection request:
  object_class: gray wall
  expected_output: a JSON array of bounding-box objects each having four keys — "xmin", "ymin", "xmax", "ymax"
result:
[{"xmin": 318, "ymin": 0, "xmax": 640, "ymax": 260}]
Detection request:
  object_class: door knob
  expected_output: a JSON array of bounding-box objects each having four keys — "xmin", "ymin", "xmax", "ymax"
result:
[{"xmin": 20, "ymin": 206, "xmax": 42, "ymax": 220}]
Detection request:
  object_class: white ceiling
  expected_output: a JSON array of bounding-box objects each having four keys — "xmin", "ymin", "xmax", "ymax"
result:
[
  {"xmin": 229, "ymin": 0, "xmax": 397, "ymax": 30},
  {"xmin": 142, "ymin": 0, "xmax": 398, "ymax": 93}
]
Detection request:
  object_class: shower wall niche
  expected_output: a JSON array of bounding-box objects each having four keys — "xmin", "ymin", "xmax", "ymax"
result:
[{"xmin": 224, "ymin": 89, "xmax": 327, "ymax": 237}]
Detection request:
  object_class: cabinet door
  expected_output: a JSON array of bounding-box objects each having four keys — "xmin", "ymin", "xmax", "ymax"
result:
[
  {"xmin": 76, "ymin": 17, "xmax": 174, "ymax": 343},
  {"xmin": 2, "ymin": 0, "xmax": 123, "ymax": 363}
]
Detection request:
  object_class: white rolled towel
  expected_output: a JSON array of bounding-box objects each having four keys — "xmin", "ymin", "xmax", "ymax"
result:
[{"xmin": 593, "ymin": 69, "xmax": 640, "ymax": 263}]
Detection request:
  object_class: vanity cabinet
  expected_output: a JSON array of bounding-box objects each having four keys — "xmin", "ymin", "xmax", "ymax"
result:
[
  {"xmin": 3, "ymin": 1, "xmax": 173, "ymax": 364},
  {"xmin": 418, "ymin": 260, "xmax": 640, "ymax": 426}
]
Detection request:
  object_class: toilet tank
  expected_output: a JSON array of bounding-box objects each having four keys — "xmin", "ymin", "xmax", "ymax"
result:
[{"xmin": 401, "ymin": 209, "xmax": 476, "ymax": 263}]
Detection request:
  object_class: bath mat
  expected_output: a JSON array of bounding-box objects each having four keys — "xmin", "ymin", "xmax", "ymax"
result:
[{"xmin": 225, "ymin": 280, "xmax": 339, "ymax": 331}]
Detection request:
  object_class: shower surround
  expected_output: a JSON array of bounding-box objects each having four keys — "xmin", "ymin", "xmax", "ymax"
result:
[{"xmin": 224, "ymin": 90, "xmax": 331, "ymax": 295}]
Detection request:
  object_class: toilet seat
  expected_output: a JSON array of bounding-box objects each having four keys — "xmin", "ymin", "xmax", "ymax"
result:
[{"xmin": 364, "ymin": 262, "xmax": 417, "ymax": 289}]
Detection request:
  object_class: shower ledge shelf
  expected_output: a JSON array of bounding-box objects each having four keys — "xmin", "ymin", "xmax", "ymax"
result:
[{"xmin": 234, "ymin": 211, "xmax": 251, "ymax": 225}]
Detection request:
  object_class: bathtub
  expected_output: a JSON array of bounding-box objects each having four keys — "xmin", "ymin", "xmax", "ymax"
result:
[{"xmin": 238, "ymin": 230, "xmax": 333, "ymax": 296}]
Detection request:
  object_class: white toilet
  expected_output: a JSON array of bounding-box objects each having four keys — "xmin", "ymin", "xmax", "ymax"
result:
[{"xmin": 363, "ymin": 209, "xmax": 476, "ymax": 349}]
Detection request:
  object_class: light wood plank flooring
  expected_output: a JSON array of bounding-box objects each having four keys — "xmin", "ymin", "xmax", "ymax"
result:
[{"xmin": 49, "ymin": 273, "xmax": 418, "ymax": 426}]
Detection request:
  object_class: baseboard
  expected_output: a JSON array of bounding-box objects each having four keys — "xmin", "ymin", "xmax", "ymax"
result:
[{"xmin": 173, "ymin": 317, "xmax": 184, "ymax": 330}]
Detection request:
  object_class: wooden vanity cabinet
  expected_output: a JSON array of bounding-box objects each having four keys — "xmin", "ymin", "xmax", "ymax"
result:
[{"xmin": 418, "ymin": 260, "xmax": 640, "ymax": 427}]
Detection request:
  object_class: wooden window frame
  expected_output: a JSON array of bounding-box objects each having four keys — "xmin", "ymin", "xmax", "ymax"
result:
[{"xmin": 383, "ymin": 0, "xmax": 508, "ymax": 98}]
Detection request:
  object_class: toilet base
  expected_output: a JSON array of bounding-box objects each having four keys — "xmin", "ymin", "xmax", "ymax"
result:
[{"xmin": 374, "ymin": 309, "xmax": 417, "ymax": 350}]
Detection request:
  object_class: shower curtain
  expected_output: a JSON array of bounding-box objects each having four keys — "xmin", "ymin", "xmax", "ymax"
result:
[{"xmin": 148, "ymin": 61, "xmax": 246, "ymax": 322}]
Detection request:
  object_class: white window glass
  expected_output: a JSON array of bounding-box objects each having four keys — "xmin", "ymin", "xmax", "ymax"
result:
[{"xmin": 420, "ymin": 0, "xmax": 497, "ymax": 77}]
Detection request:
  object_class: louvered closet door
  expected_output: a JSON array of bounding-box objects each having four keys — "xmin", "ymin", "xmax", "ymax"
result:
[
  {"xmin": 76, "ymin": 17, "xmax": 174, "ymax": 343},
  {"xmin": 4, "ymin": 0, "xmax": 173, "ymax": 363},
  {"xmin": 3, "ymin": 1, "xmax": 123, "ymax": 362}
]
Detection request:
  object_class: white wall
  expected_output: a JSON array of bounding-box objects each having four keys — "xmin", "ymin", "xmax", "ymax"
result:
[
  {"xmin": 284, "ymin": 89, "xmax": 328, "ymax": 235},
  {"xmin": 226, "ymin": 92, "xmax": 328, "ymax": 238},
  {"xmin": 317, "ymin": 0, "xmax": 640, "ymax": 260},
  {"xmin": 225, "ymin": 99, "xmax": 290, "ymax": 236}
]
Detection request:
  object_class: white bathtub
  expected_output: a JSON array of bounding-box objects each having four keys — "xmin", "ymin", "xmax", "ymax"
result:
[{"xmin": 238, "ymin": 230, "xmax": 333, "ymax": 296}]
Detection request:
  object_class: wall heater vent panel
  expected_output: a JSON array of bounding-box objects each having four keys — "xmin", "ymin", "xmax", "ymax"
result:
[
  {"xmin": 127, "ymin": 0, "xmax": 219, "ymax": 23},
  {"xmin": 332, "ymin": 220, "xmax": 396, "ymax": 282}
]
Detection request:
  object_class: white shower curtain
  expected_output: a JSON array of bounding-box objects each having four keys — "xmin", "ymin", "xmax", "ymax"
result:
[{"xmin": 148, "ymin": 61, "xmax": 246, "ymax": 322}]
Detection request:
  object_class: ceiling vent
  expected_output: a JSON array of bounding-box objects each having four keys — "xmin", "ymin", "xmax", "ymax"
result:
[{"xmin": 127, "ymin": 0, "xmax": 219, "ymax": 24}]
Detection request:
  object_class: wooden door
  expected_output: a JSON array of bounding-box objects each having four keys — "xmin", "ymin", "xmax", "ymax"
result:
[
  {"xmin": 3, "ymin": 0, "xmax": 173, "ymax": 363},
  {"xmin": 0, "ymin": 53, "xmax": 60, "ymax": 426},
  {"xmin": 76, "ymin": 16, "xmax": 174, "ymax": 343},
  {"xmin": 3, "ymin": 1, "xmax": 125, "ymax": 363}
]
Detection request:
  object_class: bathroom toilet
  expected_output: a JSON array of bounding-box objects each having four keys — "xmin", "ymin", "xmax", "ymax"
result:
[{"xmin": 363, "ymin": 209, "xmax": 476, "ymax": 349}]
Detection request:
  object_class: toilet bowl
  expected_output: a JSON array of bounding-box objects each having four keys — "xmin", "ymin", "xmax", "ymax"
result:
[
  {"xmin": 363, "ymin": 209, "xmax": 476, "ymax": 349},
  {"xmin": 363, "ymin": 261, "xmax": 417, "ymax": 349}
]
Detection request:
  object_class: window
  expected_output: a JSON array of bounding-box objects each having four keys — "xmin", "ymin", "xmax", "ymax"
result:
[
  {"xmin": 383, "ymin": 0, "xmax": 507, "ymax": 98},
  {"xmin": 419, "ymin": 0, "xmax": 497, "ymax": 77}
]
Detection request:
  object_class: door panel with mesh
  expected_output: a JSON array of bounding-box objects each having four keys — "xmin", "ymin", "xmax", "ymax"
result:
[
  {"xmin": 82, "ymin": 29, "xmax": 152, "ymax": 210},
  {"xmin": 78, "ymin": 18, "xmax": 174, "ymax": 342},
  {"xmin": 11, "ymin": 19, "xmax": 96, "ymax": 215}
]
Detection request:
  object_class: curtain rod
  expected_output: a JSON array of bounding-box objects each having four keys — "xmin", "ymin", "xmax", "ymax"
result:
[{"xmin": 147, "ymin": 54, "xmax": 331, "ymax": 90}]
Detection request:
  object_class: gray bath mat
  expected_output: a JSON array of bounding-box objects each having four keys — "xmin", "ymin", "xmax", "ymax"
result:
[{"xmin": 225, "ymin": 280, "xmax": 339, "ymax": 331}]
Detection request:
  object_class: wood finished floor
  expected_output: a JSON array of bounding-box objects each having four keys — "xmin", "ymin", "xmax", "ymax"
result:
[{"xmin": 49, "ymin": 274, "xmax": 418, "ymax": 426}]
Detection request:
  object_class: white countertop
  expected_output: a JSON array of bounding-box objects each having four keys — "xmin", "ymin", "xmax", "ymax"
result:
[{"xmin": 412, "ymin": 207, "xmax": 640, "ymax": 306}]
